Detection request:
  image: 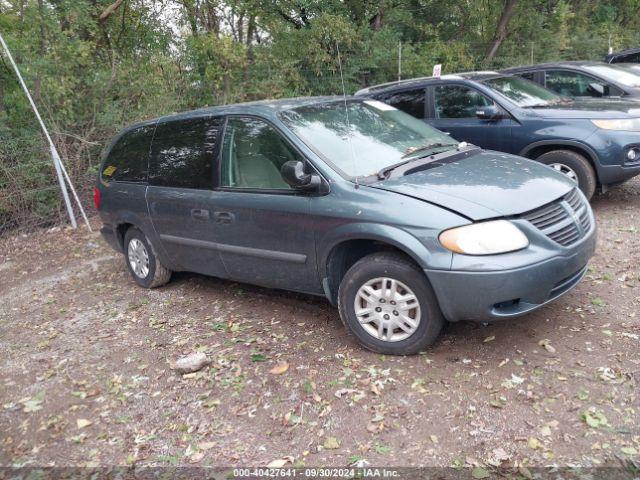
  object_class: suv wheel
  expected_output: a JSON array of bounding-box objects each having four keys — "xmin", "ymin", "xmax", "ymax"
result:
[
  {"xmin": 337, "ymin": 252, "xmax": 444, "ymax": 355},
  {"xmin": 124, "ymin": 227, "xmax": 172, "ymax": 288},
  {"xmin": 536, "ymin": 150, "xmax": 597, "ymax": 199}
]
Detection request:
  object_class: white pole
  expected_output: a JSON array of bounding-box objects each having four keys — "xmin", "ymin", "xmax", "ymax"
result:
[
  {"xmin": 398, "ymin": 41, "xmax": 402, "ymax": 81},
  {"xmin": 55, "ymin": 148, "xmax": 92, "ymax": 230},
  {"xmin": 0, "ymin": 31, "xmax": 88, "ymax": 230}
]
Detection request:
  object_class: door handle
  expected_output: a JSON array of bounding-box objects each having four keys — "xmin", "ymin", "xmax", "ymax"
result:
[
  {"xmin": 191, "ymin": 208, "xmax": 210, "ymax": 220},
  {"xmin": 213, "ymin": 211, "xmax": 235, "ymax": 224}
]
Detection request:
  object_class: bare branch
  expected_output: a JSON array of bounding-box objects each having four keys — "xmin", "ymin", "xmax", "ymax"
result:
[{"xmin": 99, "ymin": 0, "xmax": 125, "ymax": 24}]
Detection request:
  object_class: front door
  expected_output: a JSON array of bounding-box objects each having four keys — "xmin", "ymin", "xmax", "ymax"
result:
[
  {"xmin": 427, "ymin": 84, "xmax": 514, "ymax": 152},
  {"xmin": 211, "ymin": 116, "xmax": 321, "ymax": 294}
]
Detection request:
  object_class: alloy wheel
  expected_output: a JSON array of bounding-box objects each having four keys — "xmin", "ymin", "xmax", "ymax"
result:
[
  {"xmin": 549, "ymin": 162, "xmax": 578, "ymax": 183},
  {"xmin": 127, "ymin": 238, "xmax": 150, "ymax": 278}
]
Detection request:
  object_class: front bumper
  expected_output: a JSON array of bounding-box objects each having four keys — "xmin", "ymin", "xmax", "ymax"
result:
[
  {"xmin": 584, "ymin": 129, "xmax": 640, "ymax": 185},
  {"xmin": 597, "ymin": 162, "xmax": 640, "ymax": 185},
  {"xmin": 425, "ymin": 224, "xmax": 597, "ymax": 322}
]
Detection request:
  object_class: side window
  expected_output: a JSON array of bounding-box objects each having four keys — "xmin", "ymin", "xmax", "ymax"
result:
[
  {"xmin": 149, "ymin": 117, "xmax": 223, "ymax": 189},
  {"xmin": 545, "ymin": 70, "xmax": 609, "ymax": 97},
  {"xmin": 615, "ymin": 52, "xmax": 640, "ymax": 63},
  {"xmin": 518, "ymin": 71, "xmax": 537, "ymax": 82},
  {"xmin": 220, "ymin": 117, "xmax": 303, "ymax": 190},
  {"xmin": 434, "ymin": 85, "xmax": 492, "ymax": 119},
  {"xmin": 102, "ymin": 123, "xmax": 155, "ymax": 183},
  {"xmin": 378, "ymin": 88, "xmax": 425, "ymax": 118}
]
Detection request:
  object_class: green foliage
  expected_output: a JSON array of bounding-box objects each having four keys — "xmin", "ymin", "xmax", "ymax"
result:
[{"xmin": 1, "ymin": 0, "xmax": 640, "ymax": 232}]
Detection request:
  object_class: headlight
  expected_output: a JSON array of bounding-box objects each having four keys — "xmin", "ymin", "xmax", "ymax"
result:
[
  {"xmin": 439, "ymin": 220, "xmax": 529, "ymax": 255},
  {"xmin": 591, "ymin": 118, "xmax": 640, "ymax": 132}
]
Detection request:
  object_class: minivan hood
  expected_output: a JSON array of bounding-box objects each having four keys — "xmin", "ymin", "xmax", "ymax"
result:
[
  {"xmin": 527, "ymin": 99, "xmax": 640, "ymax": 119},
  {"xmin": 371, "ymin": 151, "xmax": 575, "ymax": 221}
]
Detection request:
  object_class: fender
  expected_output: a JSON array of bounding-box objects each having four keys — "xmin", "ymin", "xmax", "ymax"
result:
[
  {"xmin": 115, "ymin": 210, "xmax": 175, "ymax": 270},
  {"xmin": 317, "ymin": 222, "xmax": 448, "ymax": 280},
  {"xmin": 519, "ymin": 140, "xmax": 602, "ymax": 173}
]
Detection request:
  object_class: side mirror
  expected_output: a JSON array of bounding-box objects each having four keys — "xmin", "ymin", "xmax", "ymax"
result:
[
  {"xmin": 475, "ymin": 105, "xmax": 506, "ymax": 120},
  {"xmin": 587, "ymin": 82, "xmax": 605, "ymax": 97},
  {"xmin": 281, "ymin": 160, "xmax": 322, "ymax": 191}
]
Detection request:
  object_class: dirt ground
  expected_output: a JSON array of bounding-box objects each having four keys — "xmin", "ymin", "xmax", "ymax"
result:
[{"xmin": 0, "ymin": 180, "xmax": 638, "ymax": 473}]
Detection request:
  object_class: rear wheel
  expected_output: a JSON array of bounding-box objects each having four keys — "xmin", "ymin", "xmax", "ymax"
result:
[
  {"xmin": 536, "ymin": 150, "xmax": 597, "ymax": 199},
  {"xmin": 337, "ymin": 252, "xmax": 444, "ymax": 355},
  {"xmin": 123, "ymin": 227, "xmax": 172, "ymax": 288}
]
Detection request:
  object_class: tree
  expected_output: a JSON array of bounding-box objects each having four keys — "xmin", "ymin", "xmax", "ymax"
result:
[{"xmin": 485, "ymin": 0, "xmax": 518, "ymax": 61}]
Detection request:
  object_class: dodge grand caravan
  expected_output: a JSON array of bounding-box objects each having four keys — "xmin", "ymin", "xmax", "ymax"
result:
[{"xmin": 96, "ymin": 97, "xmax": 596, "ymax": 355}]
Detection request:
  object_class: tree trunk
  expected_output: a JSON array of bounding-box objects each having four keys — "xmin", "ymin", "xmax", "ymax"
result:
[
  {"xmin": 370, "ymin": 10, "xmax": 384, "ymax": 31},
  {"xmin": 0, "ymin": 80, "xmax": 5, "ymax": 116},
  {"xmin": 182, "ymin": 0, "xmax": 199, "ymax": 36},
  {"xmin": 35, "ymin": 0, "xmax": 46, "ymax": 102},
  {"xmin": 223, "ymin": 73, "xmax": 230, "ymax": 105},
  {"xmin": 485, "ymin": 0, "xmax": 518, "ymax": 61}
]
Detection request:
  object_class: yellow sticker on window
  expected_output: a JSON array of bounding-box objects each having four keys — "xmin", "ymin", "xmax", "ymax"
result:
[{"xmin": 103, "ymin": 165, "xmax": 117, "ymax": 176}]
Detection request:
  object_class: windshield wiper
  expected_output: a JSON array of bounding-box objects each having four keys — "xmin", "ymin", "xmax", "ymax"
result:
[
  {"xmin": 400, "ymin": 142, "xmax": 458, "ymax": 159},
  {"xmin": 378, "ymin": 142, "xmax": 463, "ymax": 180}
]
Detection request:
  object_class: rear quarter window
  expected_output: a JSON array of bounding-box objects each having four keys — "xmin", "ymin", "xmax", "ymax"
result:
[
  {"xmin": 102, "ymin": 123, "xmax": 155, "ymax": 183},
  {"xmin": 149, "ymin": 116, "xmax": 223, "ymax": 189},
  {"xmin": 376, "ymin": 88, "xmax": 425, "ymax": 118}
]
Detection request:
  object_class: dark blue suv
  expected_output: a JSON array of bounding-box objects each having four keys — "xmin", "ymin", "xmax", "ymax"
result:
[{"xmin": 356, "ymin": 72, "xmax": 640, "ymax": 198}]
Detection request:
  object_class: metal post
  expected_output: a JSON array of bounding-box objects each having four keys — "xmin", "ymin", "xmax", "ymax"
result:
[
  {"xmin": 0, "ymin": 31, "xmax": 80, "ymax": 229},
  {"xmin": 530, "ymin": 41, "xmax": 534, "ymax": 64},
  {"xmin": 398, "ymin": 41, "xmax": 402, "ymax": 81}
]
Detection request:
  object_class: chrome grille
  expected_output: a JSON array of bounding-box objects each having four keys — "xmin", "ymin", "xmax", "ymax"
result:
[{"xmin": 521, "ymin": 188, "xmax": 591, "ymax": 247}]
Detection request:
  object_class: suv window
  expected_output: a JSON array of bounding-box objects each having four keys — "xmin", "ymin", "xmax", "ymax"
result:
[
  {"xmin": 149, "ymin": 117, "xmax": 223, "ymax": 189},
  {"xmin": 378, "ymin": 88, "xmax": 425, "ymax": 118},
  {"xmin": 220, "ymin": 117, "xmax": 302, "ymax": 190},
  {"xmin": 434, "ymin": 85, "xmax": 492, "ymax": 119},
  {"xmin": 545, "ymin": 70, "xmax": 616, "ymax": 97},
  {"xmin": 102, "ymin": 123, "xmax": 155, "ymax": 183},
  {"xmin": 518, "ymin": 71, "xmax": 536, "ymax": 82},
  {"xmin": 613, "ymin": 52, "xmax": 640, "ymax": 63}
]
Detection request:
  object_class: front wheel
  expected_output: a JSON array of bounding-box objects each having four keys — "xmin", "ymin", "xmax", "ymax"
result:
[
  {"xmin": 536, "ymin": 150, "xmax": 597, "ymax": 200},
  {"xmin": 337, "ymin": 252, "xmax": 444, "ymax": 355},
  {"xmin": 124, "ymin": 227, "xmax": 172, "ymax": 288}
]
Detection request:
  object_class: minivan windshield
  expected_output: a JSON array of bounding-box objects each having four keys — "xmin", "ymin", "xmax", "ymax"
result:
[
  {"xmin": 484, "ymin": 75, "xmax": 563, "ymax": 107},
  {"xmin": 280, "ymin": 100, "xmax": 458, "ymax": 178}
]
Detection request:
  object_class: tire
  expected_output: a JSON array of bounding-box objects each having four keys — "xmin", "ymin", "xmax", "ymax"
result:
[
  {"xmin": 536, "ymin": 150, "xmax": 597, "ymax": 199},
  {"xmin": 123, "ymin": 227, "xmax": 172, "ymax": 288},
  {"xmin": 337, "ymin": 252, "xmax": 444, "ymax": 355}
]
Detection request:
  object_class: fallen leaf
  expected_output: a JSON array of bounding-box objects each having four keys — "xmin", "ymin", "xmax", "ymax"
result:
[
  {"xmin": 21, "ymin": 391, "xmax": 45, "ymax": 413},
  {"xmin": 190, "ymin": 452, "xmax": 204, "ymax": 462},
  {"xmin": 528, "ymin": 437, "xmax": 540, "ymax": 449},
  {"xmin": 430, "ymin": 434, "xmax": 438, "ymax": 444},
  {"xmin": 269, "ymin": 362, "xmax": 289, "ymax": 375},
  {"xmin": 471, "ymin": 467, "xmax": 491, "ymax": 479},
  {"xmin": 76, "ymin": 418, "xmax": 92, "ymax": 429},
  {"xmin": 538, "ymin": 339, "xmax": 556, "ymax": 353},
  {"xmin": 483, "ymin": 336, "xmax": 495, "ymax": 343},
  {"xmin": 267, "ymin": 457, "xmax": 292, "ymax": 468},
  {"xmin": 334, "ymin": 388, "xmax": 357, "ymax": 399},
  {"xmin": 323, "ymin": 437, "xmax": 340, "ymax": 449}
]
